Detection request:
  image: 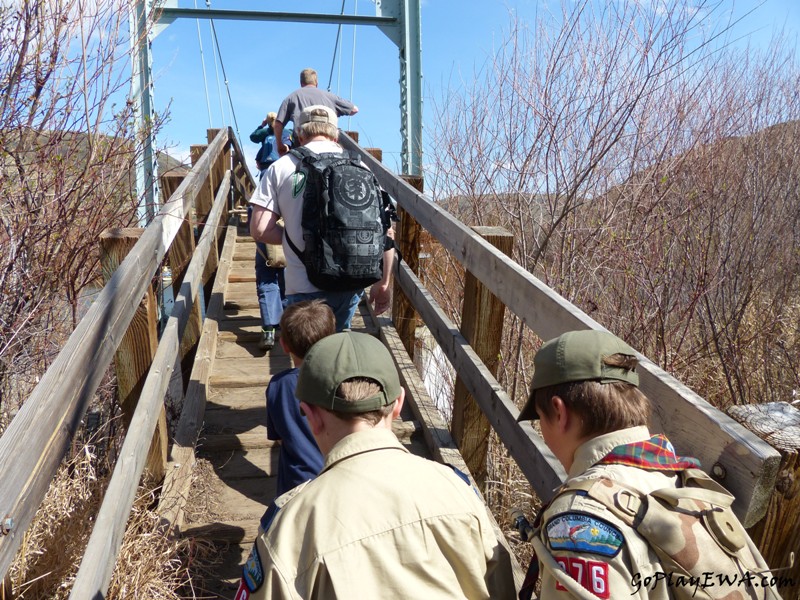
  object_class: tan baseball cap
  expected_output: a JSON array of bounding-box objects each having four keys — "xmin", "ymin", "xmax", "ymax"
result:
[{"xmin": 297, "ymin": 104, "xmax": 338, "ymax": 129}]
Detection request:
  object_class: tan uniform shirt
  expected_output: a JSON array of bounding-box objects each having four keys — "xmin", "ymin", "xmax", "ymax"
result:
[
  {"xmin": 239, "ymin": 428, "xmax": 516, "ymax": 600},
  {"xmin": 536, "ymin": 426, "xmax": 778, "ymax": 600}
]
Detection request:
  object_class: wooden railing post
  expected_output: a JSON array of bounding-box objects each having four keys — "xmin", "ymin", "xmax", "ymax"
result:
[
  {"xmin": 207, "ymin": 128, "xmax": 229, "ymax": 218},
  {"xmin": 728, "ymin": 402, "xmax": 800, "ymax": 583},
  {"xmin": 100, "ymin": 228, "xmax": 167, "ymax": 481},
  {"xmin": 451, "ymin": 226, "xmax": 513, "ymax": 490},
  {"xmin": 230, "ymin": 131, "xmax": 254, "ymax": 204},
  {"xmin": 192, "ymin": 142, "xmax": 220, "ymax": 305},
  {"xmin": 207, "ymin": 128, "xmax": 228, "ymax": 278},
  {"xmin": 392, "ymin": 177, "xmax": 423, "ymax": 358},
  {"xmin": 190, "ymin": 144, "xmax": 213, "ymax": 233},
  {"xmin": 161, "ymin": 174, "xmax": 203, "ymax": 397}
]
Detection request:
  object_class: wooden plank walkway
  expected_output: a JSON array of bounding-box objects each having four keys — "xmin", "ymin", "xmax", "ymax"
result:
[{"xmin": 179, "ymin": 226, "xmax": 433, "ymax": 599}]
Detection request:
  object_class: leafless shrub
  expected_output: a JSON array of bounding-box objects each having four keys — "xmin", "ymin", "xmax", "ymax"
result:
[
  {"xmin": 423, "ymin": 0, "xmax": 800, "ymax": 566},
  {"xmin": 0, "ymin": 0, "xmax": 165, "ymax": 420}
]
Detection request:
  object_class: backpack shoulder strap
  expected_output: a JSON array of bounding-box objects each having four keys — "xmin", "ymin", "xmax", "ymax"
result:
[
  {"xmin": 284, "ymin": 230, "xmax": 303, "ymax": 262},
  {"xmin": 557, "ymin": 478, "xmax": 642, "ymax": 528},
  {"xmin": 288, "ymin": 146, "xmax": 319, "ymax": 164}
]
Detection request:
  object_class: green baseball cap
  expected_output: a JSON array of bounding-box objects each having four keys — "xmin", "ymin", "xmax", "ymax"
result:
[
  {"xmin": 517, "ymin": 330, "xmax": 639, "ymax": 421},
  {"xmin": 296, "ymin": 332, "xmax": 402, "ymax": 413}
]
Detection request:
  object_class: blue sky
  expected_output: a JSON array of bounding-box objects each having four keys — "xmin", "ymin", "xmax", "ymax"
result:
[{"xmin": 150, "ymin": 0, "xmax": 800, "ymax": 177}]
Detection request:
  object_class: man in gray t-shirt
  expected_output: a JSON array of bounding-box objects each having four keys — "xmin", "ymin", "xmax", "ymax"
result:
[{"xmin": 274, "ymin": 68, "xmax": 358, "ymax": 156}]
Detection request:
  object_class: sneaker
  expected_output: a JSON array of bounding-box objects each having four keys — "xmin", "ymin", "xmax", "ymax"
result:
[{"xmin": 260, "ymin": 328, "xmax": 275, "ymax": 351}]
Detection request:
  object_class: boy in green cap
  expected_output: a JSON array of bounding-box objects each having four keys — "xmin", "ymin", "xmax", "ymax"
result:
[
  {"xmin": 517, "ymin": 329, "xmax": 781, "ymax": 600},
  {"xmin": 235, "ymin": 332, "xmax": 516, "ymax": 600}
]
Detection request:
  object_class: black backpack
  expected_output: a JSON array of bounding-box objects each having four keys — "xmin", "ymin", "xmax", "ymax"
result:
[{"xmin": 285, "ymin": 147, "xmax": 391, "ymax": 292}]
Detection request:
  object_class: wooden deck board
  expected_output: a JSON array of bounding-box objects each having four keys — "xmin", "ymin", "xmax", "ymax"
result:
[
  {"xmin": 202, "ymin": 447, "xmax": 279, "ymax": 479},
  {"xmin": 208, "ymin": 386, "xmax": 267, "ymax": 409},
  {"xmin": 202, "ymin": 409, "xmax": 266, "ymax": 436},
  {"xmin": 209, "ymin": 357, "xmax": 291, "ymax": 388},
  {"xmin": 214, "ymin": 340, "xmax": 267, "ymax": 360}
]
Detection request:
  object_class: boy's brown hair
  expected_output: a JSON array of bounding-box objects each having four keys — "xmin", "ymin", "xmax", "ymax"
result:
[
  {"xmin": 331, "ymin": 378, "xmax": 396, "ymax": 426},
  {"xmin": 279, "ymin": 300, "xmax": 335, "ymax": 359}
]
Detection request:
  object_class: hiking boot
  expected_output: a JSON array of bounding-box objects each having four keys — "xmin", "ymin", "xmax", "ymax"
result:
[{"xmin": 260, "ymin": 328, "xmax": 275, "ymax": 351}]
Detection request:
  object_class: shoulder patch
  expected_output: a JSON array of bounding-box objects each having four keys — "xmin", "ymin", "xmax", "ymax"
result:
[
  {"xmin": 545, "ymin": 512, "xmax": 624, "ymax": 557},
  {"xmin": 291, "ymin": 171, "xmax": 306, "ymax": 197},
  {"xmin": 260, "ymin": 480, "xmax": 312, "ymax": 533},
  {"xmin": 242, "ymin": 544, "xmax": 264, "ymax": 592}
]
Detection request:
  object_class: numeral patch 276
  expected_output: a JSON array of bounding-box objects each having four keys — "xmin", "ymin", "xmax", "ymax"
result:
[{"xmin": 554, "ymin": 556, "xmax": 609, "ymax": 599}]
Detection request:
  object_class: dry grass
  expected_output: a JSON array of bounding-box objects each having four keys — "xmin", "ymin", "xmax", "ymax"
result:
[
  {"xmin": 106, "ymin": 489, "xmax": 199, "ymax": 600},
  {"xmin": 181, "ymin": 459, "xmax": 224, "ymax": 525},
  {"xmin": 6, "ymin": 427, "xmax": 216, "ymax": 600},
  {"xmin": 9, "ymin": 443, "xmax": 102, "ymax": 599}
]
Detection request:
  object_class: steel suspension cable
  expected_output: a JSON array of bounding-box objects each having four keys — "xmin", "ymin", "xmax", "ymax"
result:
[
  {"xmin": 193, "ymin": 0, "xmax": 213, "ymax": 126},
  {"xmin": 206, "ymin": 0, "xmax": 227, "ymax": 125},
  {"xmin": 348, "ymin": 1, "xmax": 358, "ymax": 130},
  {"xmin": 326, "ymin": 0, "xmax": 346, "ymax": 91},
  {"xmin": 206, "ymin": 2, "xmax": 241, "ymax": 139}
]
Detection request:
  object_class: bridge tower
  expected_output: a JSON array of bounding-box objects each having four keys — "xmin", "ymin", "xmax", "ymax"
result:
[{"xmin": 130, "ymin": 0, "xmax": 423, "ymax": 223}]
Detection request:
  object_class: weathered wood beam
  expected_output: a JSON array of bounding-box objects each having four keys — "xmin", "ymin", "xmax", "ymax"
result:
[
  {"xmin": 729, "ymin": 402, "xmax": 800, "ymax": 576},
  {"xmin": 158, "ymin": 221, "xmax": 238, "ymax": 533},
  {"xmin": 100, "ymin": 228, "xmax": 166, "ymax": 481},
  {"xmin": 452, "ymin": 226, "xmax": 513, "ymax": 491},
  {"xmin": 229, "ymin": 126, "xmax": 255, "ymax": 203},
  {"xmin": 393, "ymin": 176, "xmax": 423, "ymax": 358}
]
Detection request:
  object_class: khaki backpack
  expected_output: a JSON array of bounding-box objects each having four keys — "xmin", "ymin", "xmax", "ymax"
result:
[{"xmin": 539, "ymin": 469, "xmax": 783, "ymax": 600}]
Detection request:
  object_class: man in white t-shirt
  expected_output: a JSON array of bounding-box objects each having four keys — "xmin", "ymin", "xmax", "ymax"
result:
[{"xmin": 249, "ymin": 105, "xmax": 393, "ymax": 331}]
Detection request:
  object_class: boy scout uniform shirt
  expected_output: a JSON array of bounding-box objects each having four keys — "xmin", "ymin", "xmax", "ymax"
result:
[
  {"xmin": 537, "ymin": 427, "xmax": 674, "ymax": 599},
  {"xmin": 237, "ymin": 428, "xmax": 516, "ymax": 600},
  {"xmin": 535, "ymin": 426, "xmax": 776, "ymax": 600}
]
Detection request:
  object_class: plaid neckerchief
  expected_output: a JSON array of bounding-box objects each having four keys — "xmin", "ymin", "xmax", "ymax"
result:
[{"xmin": 597, "ymin": 434, "xmax": 701, "ymax": 471}]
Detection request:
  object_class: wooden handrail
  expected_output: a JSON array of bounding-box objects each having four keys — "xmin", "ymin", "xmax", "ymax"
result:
[
  {"xmin": 157, "ymin": 220, "xmax": 239, "ymax": 532},
  {"xmin": 229, "ymin": 125, "xmax": 257, "ymax": 196},
  {"xmin": 395, "ymin": 260, "xmax": 566, "ymax": 497},
  {"xmin": 69, "ymin": 170, "xmax": 232, "ymax": 599},
  {"xmin": 0, "ymin": 128, "xmax": 230, "ymax": 580},
  {"xmin": 340, "ymin": 132, "xmax": 781, "ymax": 526}
]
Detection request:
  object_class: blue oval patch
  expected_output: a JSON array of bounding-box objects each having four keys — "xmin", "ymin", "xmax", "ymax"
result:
[
  {"xmin": 545, "ymin": 512, "xmax": 624, "ymax": 557},
  {"xmin": 243, "ymin": 544, "xmax": 264, "ymax": 592}
]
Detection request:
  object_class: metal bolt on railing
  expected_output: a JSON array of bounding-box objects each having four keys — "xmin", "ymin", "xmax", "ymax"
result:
[{"xmin": 1, "ymin": 516, "xmax": 13, "ymax": 535}]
